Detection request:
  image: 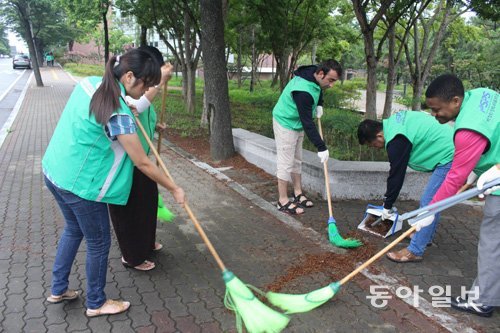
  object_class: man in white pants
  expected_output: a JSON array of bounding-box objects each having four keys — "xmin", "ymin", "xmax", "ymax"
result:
[{"xmin": 272, "ymin": 59, "xmax": 342, "ymax": 215}]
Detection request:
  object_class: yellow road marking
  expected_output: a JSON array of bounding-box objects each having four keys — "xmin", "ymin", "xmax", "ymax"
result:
[{"xmin": 51, "ymin": 69, "xmax": 59, "ymax": 80}]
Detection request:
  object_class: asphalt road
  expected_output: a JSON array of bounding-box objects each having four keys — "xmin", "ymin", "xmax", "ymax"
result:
[{"xmin": 0, "ymin": 57, "xmax": 32, "ymax": 129}]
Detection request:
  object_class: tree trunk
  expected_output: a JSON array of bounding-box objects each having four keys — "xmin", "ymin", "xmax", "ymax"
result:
[
  {"xmin": 276, "ymin": 53, "xmax": 289, "ymax": 92},
  {"xmin": 200, "ymin": 0, "xmax": 235, "ymax": 160},
  {"xmin": 237, "ymin": 32, "xmax": 242, "ymax": 88},
  {"xmin": 186, "ymin": 64, "xmax": 196, "ymax": 114},
  {"xmin": 20, "ymin": 3, "xmax": 42, "ymax": 86},
  {"xmin": 311, "ymin": 42, "xmax": 317, "ymax": 64},
  {"xmin": 383, "ymin": 25, "xmax": 396, "ymax": 119},
  {"xmin": 250, "ymin": 26, "xmax": 256, "ymax": 92},
  {"xmin": 140, "ymin": 26, "xmax": 148, "ymax": 47},
  {"xmin": 364, "ymin": 34, "xmax": 378, "ymax": 119}
]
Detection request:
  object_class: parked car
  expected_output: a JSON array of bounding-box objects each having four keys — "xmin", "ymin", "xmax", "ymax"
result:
[{"xmin": 13, "ymin": 54, "xmax": 31, "ymax": 69}]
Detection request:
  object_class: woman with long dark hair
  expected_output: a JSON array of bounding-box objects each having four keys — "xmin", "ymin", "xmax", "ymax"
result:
[
  {"xmin": 42, "ymin": 48, "xmax": 185, "ymax": 317},
  {"xmin": 109, "ymin": 46, "xmax": 171, "ymax": 271}
]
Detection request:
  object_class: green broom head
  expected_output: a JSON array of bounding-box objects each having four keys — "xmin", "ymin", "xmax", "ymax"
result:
[
  {"xmin": 222, "ymin": 270, "xmax": 290, "ymax": 333},
  {"xmin": 328, "ymin": 217, "xmax": 362, "ymax": 248},
  {"xmin": 157, "ymin": 194, "xmax": 175, "ymax": 222},
  {"xmin": 266, "ymin": 282, "xmax": 341, "ymax": 314}
]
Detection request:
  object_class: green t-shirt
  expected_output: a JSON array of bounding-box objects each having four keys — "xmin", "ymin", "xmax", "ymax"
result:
[
  {"xmin": 454, "ymin": 88, "xmax": 499, "ymax": 195},
  {"xmin": 383, "ymin": 111, "xmax": 454, "ymax": 172}
]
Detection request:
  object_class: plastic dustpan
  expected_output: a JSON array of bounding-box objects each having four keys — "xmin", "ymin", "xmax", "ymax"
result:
[{"xmin": 358, "ymin": 204, "xmax": 403, "ymax": 238}]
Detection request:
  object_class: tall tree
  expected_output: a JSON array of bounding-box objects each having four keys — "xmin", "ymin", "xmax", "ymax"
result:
[
  {"xmin": 143, "ymin": 0, "xmax": 202, "ymax": 114},
  {"xmin": 60, "ymin": 0, "xmax": 112, "ymax": 64},
  {"xmin": 0, "ymin": 23, "xmax": 10, "ymax": 55},
  {"xmin": 200, "ymin": 0, "xmax": 235, "ymax": 160},
  {"xmin": 255, "ymin": 0, "xmax": 334, "ymax": 91},
  {"xmin": 381, "ymin": 0, "xmax": 431, "ymax": 118},
  {"xmin": 403, "ymin": 0, "xmax": 469, "ymax": 110},
  {"xmin": 351, "ymin": 0, "xmax": 416, "ymax": 119},
  {"xmin": 2, "ymin": 0, "xmax": 43, "ymax": 86}
]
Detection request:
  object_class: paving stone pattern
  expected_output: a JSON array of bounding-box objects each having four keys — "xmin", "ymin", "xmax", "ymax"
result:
[{"xmin": 0, "ymin": 67, "xmax": 497, "ymax": 332}]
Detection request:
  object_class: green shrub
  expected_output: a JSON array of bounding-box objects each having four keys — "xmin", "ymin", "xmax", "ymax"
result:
[{"xmin": 63, "ymin": 63, "xmax": 104, "ymax": 77}]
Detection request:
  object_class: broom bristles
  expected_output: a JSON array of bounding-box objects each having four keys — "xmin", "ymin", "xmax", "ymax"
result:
[
  {"xmin": 157, "ymin": 194, "xmax": 176, "ymax": 222},
  {"xmin": 223, "ymin": 271, "xmax": 290, "ymax": 333},
  {"xmin": 328, "ymin": 218, "xmax": 362, "ymax": 248},
  {"xmin": 266, "ymin": 282, "xmax": 341, "ymax": 314}
]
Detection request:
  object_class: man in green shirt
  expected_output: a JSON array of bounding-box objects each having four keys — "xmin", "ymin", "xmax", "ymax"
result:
[
  {"xmin": 272, "ymin": 59, "xmax": 342, "ymax": 215},
  {"xmin": 357, "ymin": 111, "xmax": 454, "ymax": 262}
]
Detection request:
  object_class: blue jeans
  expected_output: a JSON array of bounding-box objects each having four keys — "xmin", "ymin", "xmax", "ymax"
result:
[
  {"xmin": 407, "ymin": 162, "xmax": 451, "ymax": 256},
  {"xmin": 45, "ymin": 176, "xmax": 110, "ymax": 309}
]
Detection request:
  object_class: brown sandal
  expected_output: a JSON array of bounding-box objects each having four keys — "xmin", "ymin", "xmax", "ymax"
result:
[
  {"xmin": 386, "ymin": 248, "xmax": 423, "ymax": 263},
  {"xmin": 46, "ymin": 289, "xmax": 80, "ymax": 304},
  {"xmin": 86, "ymin": 299, "xmax": 130, "ymax": 317},
  {"xmin": 121, "ymin": 257, "xmax": 156, "ymax": 271}
]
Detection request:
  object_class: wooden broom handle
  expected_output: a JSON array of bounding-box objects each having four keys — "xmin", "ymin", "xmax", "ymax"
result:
[
  {"xmin": 135, "ymin": 116, "xmax": 227, "ymax": 272},
  {"xmin": 156, "ymin": 83, "xmax": 169, "ymax": 165},
  {"xmin": 340, "ymin": 225, "xmax": 417, "ymax": 285},
  {"xmin": 317, "ymin": 118, "xmax": 334, "ymax": 218}
]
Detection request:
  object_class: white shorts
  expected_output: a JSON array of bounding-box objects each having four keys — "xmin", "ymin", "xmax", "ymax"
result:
[{"xmin": 273, "ymin": 118, "xmax": 304, "ymax": 182}]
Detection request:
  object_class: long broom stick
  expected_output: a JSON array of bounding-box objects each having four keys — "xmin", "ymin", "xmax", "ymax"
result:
[
  {"xmin": 135, "ymin": 117, "xmax": 290, "ymax": 333},
  {"xmin": 153, "ymin": 83, "xmax": 175, "ymax": 222},
  {"xmin": 266, "ymin": 178, "xmax": 500, "ymax": 314},
  {"xmin": 317, "ymin": 118, "xmax": 362, "ymax": 248}
]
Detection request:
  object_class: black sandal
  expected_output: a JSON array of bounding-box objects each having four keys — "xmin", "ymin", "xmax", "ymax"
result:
[
  {"xmin": 293, "ymin": 193, "xmax": 314, "ymax": 208},
  {"xmin": 277, "ymin": 201, "xmax": 304, "ymax": 215}
]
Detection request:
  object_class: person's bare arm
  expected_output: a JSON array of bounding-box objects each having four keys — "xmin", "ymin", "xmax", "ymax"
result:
[{"xmin": 117, "ymin": 133, "xmax": 185, "ymax": 205}]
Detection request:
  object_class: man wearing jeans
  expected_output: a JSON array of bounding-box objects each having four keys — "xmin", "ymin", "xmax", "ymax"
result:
[
  {"xmin": 357, "ymin": 111, "xmax": 454, "ymax": 262},
  {"xmin": 272, "ymin": 59, "xmax": 342, "ymax": 215},
  {"xmin": 414, "ymin": 74, "xmax": 499, "ymax": 317}
]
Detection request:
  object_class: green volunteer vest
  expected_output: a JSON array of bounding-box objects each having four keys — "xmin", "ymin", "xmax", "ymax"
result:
[
  {"xmin": 42, "ymin": 76, "xmax": 135, "ymax": 205},
  {"xmin": 454, "ymin": 88, "xmax": 499, "ymax": 194},
  {"xmin": 137, "ymin": 105, "xmax": 157, "ymax": 155},
  {"xmin": 383, "ymin": 111, "xmax": 454, "ymax": 172},
  {"xmin": 272, "ymin": 76, "xmax": 320, "ymax": 131}
]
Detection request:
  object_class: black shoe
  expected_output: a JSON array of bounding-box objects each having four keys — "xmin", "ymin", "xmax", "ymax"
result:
[{"xmin": 450, "ymin": 296, "xmax": 494, "ymax": 317}]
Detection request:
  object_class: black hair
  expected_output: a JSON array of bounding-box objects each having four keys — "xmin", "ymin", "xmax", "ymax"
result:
[
  {"xmin": 90, "ymin": 49, "xmax": 161, "ymax": 124},
  {"xmin": 316, "ymin": 59, "xmax": 343, "ymax": 78},
  {"xmin": 138, "ymin": 45, "xmax": 165, "ymax": 66},
  {"xmin": 357, "ymin": 119, "xmax": 383, "ymax": 145},
  {"xmin": 425, "ymin": 74, "xmax": 464, "ymax": 102}
]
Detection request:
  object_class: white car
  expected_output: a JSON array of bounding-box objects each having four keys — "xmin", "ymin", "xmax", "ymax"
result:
[{"xmin": 13, "ymin": 54, "xmax": 32, "ymax": 69}]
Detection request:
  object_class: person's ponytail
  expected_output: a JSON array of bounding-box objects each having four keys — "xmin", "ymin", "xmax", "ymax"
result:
[{"xmin": 89, "ymin": 56, "xmax": 122, "ymax": 124}]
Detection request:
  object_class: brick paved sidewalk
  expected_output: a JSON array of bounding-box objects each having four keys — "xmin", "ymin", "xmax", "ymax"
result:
[{"xmin": 0, "ymin": 66, "xmax": 496, "ymax": 332}]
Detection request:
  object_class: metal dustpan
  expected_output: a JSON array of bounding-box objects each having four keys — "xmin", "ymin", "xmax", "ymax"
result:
[{"xmin": 358, "ymin": 204, "xmax": 403, "ymax": 238}]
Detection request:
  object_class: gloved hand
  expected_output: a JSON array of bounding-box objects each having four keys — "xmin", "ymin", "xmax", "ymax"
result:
[
  {"xmin": 477, "ymin": 164, "xmax": 500, "ymax": 198},
  {"xmin": 409, "ymin": 212, "xmax": 434, "ymax": 231},
  {"xmin": 318, "ymin": 149, "xmax": 329, "ymax": 163},
  {"xmin": 316, "ymin": 105, "xmax": 324, "ymax": 119},
  {"xmin": 125, "ymin": 95, "xmax": 151, "ymax": 114},
  {"xmin": 381, "ymin": 208, "xmax": 396, "ymax": 221},
  {"xmin": 466, "ymin": 171, "xmax": 478, "ymax": 186}
]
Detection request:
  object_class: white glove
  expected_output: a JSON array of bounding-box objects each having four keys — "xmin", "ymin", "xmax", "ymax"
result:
[
  {"xmin": 125, "ymin": 95, "xmax": 151, "ymax": 114},
  {"xmin": 410, "ymin": 212, "xmax": 434, "ymax": 232},
  {"xmin": 381, "ymin": 208, "xmax": 396, "ymax": 221},
  {"xmin": 316, "ymin": 105, "xmax": 323, "ymax": 119},
  {"xmin": 477, "ymin": 165, "xmax": 500, "ymax": 198},
  {"xmin": 318, "ymin": 150, "xmax": 329, "ymax": 163}
]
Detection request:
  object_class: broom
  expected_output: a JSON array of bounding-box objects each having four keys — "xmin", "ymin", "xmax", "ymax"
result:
[
  {"xmin": 135, "ymin": 117, "xmax": 290, "ymax": 333},
  {"xmin": 153, "ymin": 83, "xmax": 176, "ymax": 223},
  {"xmin": 266, "ymin": 178, "xmax": 500, "ymax": 313},
  {"xmin": 317, "ymin": 118, "xmax": 362, "ymax": 248}
]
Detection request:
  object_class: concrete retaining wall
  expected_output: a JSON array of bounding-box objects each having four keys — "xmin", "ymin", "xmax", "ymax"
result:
[{"xmin": 232, "ymin": 128, "xmax": 429, "ymax": 201}]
